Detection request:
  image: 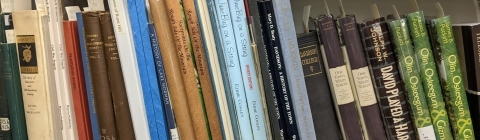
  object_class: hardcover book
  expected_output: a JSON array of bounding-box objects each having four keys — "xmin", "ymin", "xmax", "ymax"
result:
[
  {"xmin": 427, "ymin": 16, "xmax": 475, "ymax": 139},
  {"xmin": 0, "ymin": 44, "xmax": 11, "ymax": 140},
  {"xmin": 359, "ymin": 17, "xmax": 415, "ymax": 139}
]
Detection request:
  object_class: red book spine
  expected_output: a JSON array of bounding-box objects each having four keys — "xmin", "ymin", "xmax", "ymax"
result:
[{"xmin": 63, "ymin": 21, "xmax": 93, "ymax": 140}]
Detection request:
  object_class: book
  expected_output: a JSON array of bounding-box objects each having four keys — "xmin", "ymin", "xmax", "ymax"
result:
[
  {"xmin": 297, "ymin": 32, "xmax": 342, "ymax": 140},
  {"xmin": 63, "ymin": 20, "xmax": 93, "ymax": 140},
  {"xmin": 13, "ymin": 10, "xmax": 61, "ymax": 139},
  {"xmin": 227, "ymin": 0, "xmax": 269, "ymax": 138},
  {"xmin": 98, "ymin": 11, "xmax": 135, "ymax": 140},
  {"xmin": 408, "ymin": 11, "xmax": 453, "ymax": 140},
  {"xmin": 427, "ymin": 15, "xmax": 475, "ymax": 139},
  {"xmin": 0, "ymin": 44, "xmax": 11, "ymax": 140},
  {"xmin": 76, "ymin": 12, "xmax": 101, "ymax": 140},
  {"xmin": 82, "ymin": 11, "xmax": 118, "ymax": 140},
  {"xmin": 338, "ymin": 15, "xmax": 387, "ymax": 140},
  {"xmin": 270, "ymin": 0, "xmax": 316, "ymax": 139},
  {"xmin": 389, "ymin": 16, "xmax": 436, "ymax": 139},
  {"xmin": 359, "ymin": 16, "xmax": 415, "ymax": 139},
  {"xmin": 317, "ymin": 14, "xmax": 363, "ymax": 139},
  {"xmin": 147, "ymin": 0, "xmax": 197, "ymax": 139},
  {"xmin": 3, "ymin": 42, "xmax": 28, "ymax": 140},
  {"xmin": 212, "ymin": 0, "xmax": 254, "ymax": 138}
]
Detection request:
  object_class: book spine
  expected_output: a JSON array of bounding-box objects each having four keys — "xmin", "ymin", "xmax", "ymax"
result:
[
  {"xmin": 76, "ymin": 12, "xmax": 101, "ymax": 140},
  {"xmin": 164, "ymin": 0, "xmax": 211, "ymax": 139},
  {"xmin": 270, "ymin": 0, "xmax": 315, "ymax": 139},
  {"xmin": 63, "ymin": 21, "xmax": 93, "ymax": 140},
  {"xmin": 428, "ymin": 16, "xmax": 475, "ymax": 139},
  {"xmin": 82, "ymin": 11, "xmax": 118, "ymax": 140},
  {"xmin": 0, "ymin": 44, "xmax": 11, "ymax": 140},
  {"xmin": 359, "ymin": 18, "xmax": 415, "ymax": 140},
  {"xmin": 227, "ymin": 0, "xmax": 268, "ymax": 139},
  {"xmin": 0, "ymin": 14, "xmax": 6, "ymax": 43},
  {"xmin": 148, "ymin": 23, "xmax": 179, "ymax": 140},
  {"xmin": 257, "ymin": 1, "xmax": 286, "ymax": 139},
  {"xmin": 98, "ymin": 12, "xmax": 135, "ymax": 140},
  {"xmin": 407, "ymin": 11, "xmax": 453, "ymax": 140},
  {"xmin": 260, "ymin": 1, "xmax": 300, "ymax": 139},
  {"xmin": 213, "ymin": 0, "xmax": 254, "ymax": 138},
  {"xmin": 339, "ymin": 15, "xmax": 387, "ymax": 140},
  {"xmin": 183, "ymin": 0, "xmax": 224, "ymax": 139},
  {"xmin": 317, "ymin": 15, "xmax": 363, "ymax": 140},
  {"xmin": 389, "ymin": 18, "xmax": 436, "ymax": 139},
  {"xmin": 3, "ymin": 43, "xmax": 28, "ymax": 140},
  {"xmin": 468, "ymin": 25, "xmax": 480, "ymax": 140},
  {"xmin": 147, "ymin": 0, "xmax": 196, "ymax": 139}
]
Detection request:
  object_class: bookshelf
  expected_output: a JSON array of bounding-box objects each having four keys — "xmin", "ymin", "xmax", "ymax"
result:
[{"xmin": 291, "ymin": 0, "xmax": 480, "ymax": 33}]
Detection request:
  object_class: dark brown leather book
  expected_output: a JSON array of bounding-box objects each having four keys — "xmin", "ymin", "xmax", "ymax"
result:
[
  {"xmin": 82, "ymin": 11, "xmax": 118, "ymax": 140},
  {"xmin": 98, "ymin": 12, "xmax": 135, "ymax": 140},
  {"xmin": 147, "ymin": 0, "xmax": 196, "ymax": 139},
  {"xmin": 338, "ymin": 15, "xmax": 387, "ymax": 140},
  {"xmin": 317, "ymin": 15, "xmax": 363, "ymax": 140},
  {"xmin": 359, "ymin": 17, "xmax": 414, "ymax": 140}
]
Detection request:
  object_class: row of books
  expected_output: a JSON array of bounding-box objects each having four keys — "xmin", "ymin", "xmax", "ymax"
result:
[{"xmin": 0, "ymin": 0, "xmax": 480, "ymax": 140}]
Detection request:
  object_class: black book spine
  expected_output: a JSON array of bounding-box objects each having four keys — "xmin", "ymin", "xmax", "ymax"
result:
[
  {"xmin": 260, "ymin": 1, "xmax": 300, "ymax": 139},
  {"xmin": 359, "ymin": 17, "xmax": 415, "ymax": 140},
  {"xmin": 248, "ymin": 0, "xmax": 283, "ymax": 139},
  {"xmin": 463, "ymin": 25, "xmax": 480, "ymax": 140}
]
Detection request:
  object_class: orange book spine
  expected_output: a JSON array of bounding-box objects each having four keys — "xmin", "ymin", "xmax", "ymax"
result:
[{"xmin": 63, "ymin": 21, "xmax": 92, "ymax": 140}]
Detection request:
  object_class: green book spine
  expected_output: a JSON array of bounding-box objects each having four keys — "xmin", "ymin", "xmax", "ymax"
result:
[
  {"xmin": 390, "ymin": 18, "xmax": 436, "ymax": 139},
  {"xmin": 429, "ymin": 16, "xmax": 475, "ymax": 139},
  {"xmin": 407, "ymin": 11, "xmax": 453, "ymax": 140},
  {"xmin": 3, "ymin": 43, "xmax": 28, "ymax": 140}
]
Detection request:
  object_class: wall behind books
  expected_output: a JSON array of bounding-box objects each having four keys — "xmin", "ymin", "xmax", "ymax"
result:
[{"xmin": 291, "ymin": 0, "xmax": 479, "ymax": 33}]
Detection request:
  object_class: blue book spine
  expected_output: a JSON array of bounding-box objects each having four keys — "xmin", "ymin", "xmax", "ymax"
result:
[
  {"xmin": 227, "ymin": 0, "xmax": 268, "ymax": 139},
  {"xmin": 126, "ymin": 0, "xmax": 168, "ymax": 139},
  {"xmin": 205, "ymin": 1, "xmax": 240, "ymax": 139},
  {"xmin": 270, "ymin": 1, "xmax": 316, "ymax": 139},
  {"xmin": 76, "ymin": 12, "xmax": 100, "ymax": 140},
  {"xmin": 148, "ymin": 23, "xmax": 179, "ymax": 139},
  {"xmin": 213, "ymin": 0, "xmax": 254, "ymax": 139}
]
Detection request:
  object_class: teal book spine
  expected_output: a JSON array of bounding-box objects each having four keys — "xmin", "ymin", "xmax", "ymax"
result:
[
  {"xmin": 213, "ymin": 0, "xmax": 254, "ymax": 139},
  {"xmin": 428, "ymin": 16, "xmax": 475, "ymax": 139},
  {"xmin": 227, "ymin": 0, "xmax": 268, "ymax": 139},
  {"xmin": 0, "ymin": 44, "xmax": 11, "ymax": 140},
  {"xmin": 3, "ymin": 43, "xmax": 28, "ymax": 140}
]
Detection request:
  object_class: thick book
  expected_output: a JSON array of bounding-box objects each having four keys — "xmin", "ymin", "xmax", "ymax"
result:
[
  {"xmin": 76, "ymin": 12, "xmax": 101, "ymax": 140},
  {"xmin": 3, "ymin": 43, "xmax": 28, "ymax": 140},
  {"xmin": 297, "ymin": 32, "xmax": 342, "ymax": 140},
  {"xmin": 389, "ymin": 18, "xmax": 436, "ymax": 139},
  {"xmin": 63, "ymin": 20, "xmax": 93, "ymax": 140},
  {"xmin": 270, "ymin": 0, "xmax": 316, "ymax": 139},
  {"xmin": 227, "ymin": 0, "xmax": 269, "ymax": 138},
  {"xmin": 164, "ymin": 0, "xmax": 210, "ymax": 139},
  {"xmin": 183, "ymin": 0, "xmax": 223, "ymax": 139},
  {"xmin": 317, "ymin": 14, "xmax": 363, "ymax": 139},
  {"xmin": 212, "ymin": 0, "xmax": 254, "ymax": 138},
  {"xmin": 147, "ymin": 0, "xmax": 197, "ymax": 139},
  {"xmin": 148, "ymin": 23, "xmax": 178, "ymax": 140},
  {"xmin": 194, "ymin": 0, "xmax": 236, "ymax": 138},
  {"xmin": 82, "ymin": 11, "xmax": 118, "ymax": 140},
  {"xmin": 0, "ymin": 45, "xmax": 11, "ymax": 140},
  {"xmin": 427, "ymin": 16, "xmax": 475, "ymax": 139},
  {"xmin": 13, "ymin": 10, "xmax": 62, "ymax": 139},
  {"xmin": 98, "ymin": 12, "xmax": 135, "ymax": 140},
  {"xmin": 359, "ymin": 17, "xmax": 415, "ymax": 139},
  {"xmin": 338, "ymin": 15, "xmax": 386, "ymax": 140},
  {"xmin": 257, "ymin": 1, "xmax": 287, "ymax": 139},
  {"xmin": 408, "ymin": 11, "xmax": 453, "ymax": 140}
]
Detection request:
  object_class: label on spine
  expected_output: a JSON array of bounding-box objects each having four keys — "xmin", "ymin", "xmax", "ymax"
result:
[
  {"xmin": 0, "ymin": 118, "xmax": 10, "ymax": 131},
  {"xmin": 329, "ymin": 65, "xmax": 355, "ymax": 105},
  {"xmin": 351, "ymin": 67, "xmax": 377, "ymax": 106}
]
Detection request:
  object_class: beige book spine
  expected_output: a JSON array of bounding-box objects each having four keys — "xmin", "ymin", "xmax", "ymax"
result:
[{"xmin": 147, "ymin": 0, "xmax": 196, "ymax": 139}]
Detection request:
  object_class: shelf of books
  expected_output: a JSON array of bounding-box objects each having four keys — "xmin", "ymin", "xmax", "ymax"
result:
[{"xmin": 1, "ymin": 0, "xmax": 480, "ymax": 139}]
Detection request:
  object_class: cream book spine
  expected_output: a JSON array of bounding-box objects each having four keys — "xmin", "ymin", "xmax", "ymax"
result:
[{"xmin": 13, "ymin": 10, "xmax": 62, "ymax": 140}]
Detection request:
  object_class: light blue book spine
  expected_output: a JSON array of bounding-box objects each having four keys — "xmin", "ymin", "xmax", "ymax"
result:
[
  {"xmin": 213, "ymin": 0, "xmax": 254, "ymax": 139},
  {"xmin": 205, "ymin": 0, "xmax": 240, "ymax": 139},
  {"xmin": 125, "ymin": 1, "xmax": 168, "ymax": 139},
  {"xmin": 227, "ymin": 0, "xmax": 268, "ymax": 139},
  {"xmin": 270, "ymin": 1, "xmax": 316, "ymax": 139},
  {"xmin": 76, "ymin": 12, "xmax": 100, "ymax": 140}
]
